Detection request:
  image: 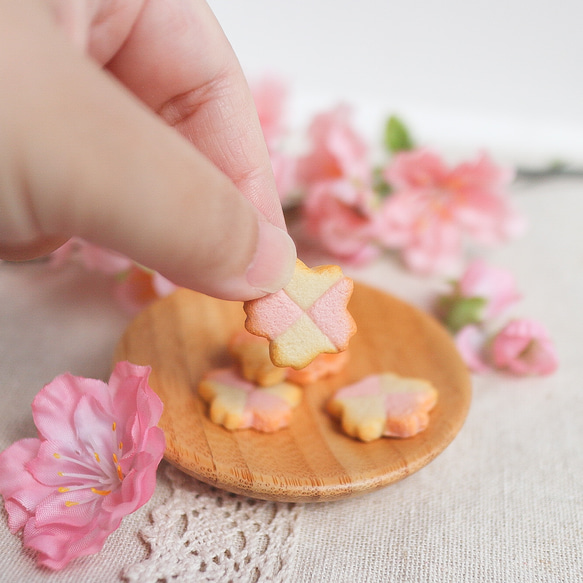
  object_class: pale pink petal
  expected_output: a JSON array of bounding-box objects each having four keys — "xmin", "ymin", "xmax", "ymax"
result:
[
  {"xmin": 32, "ymin": 373, "xmax": 109, "ymax": 443},
  {"xmin": 106, "ymin": 442, "xmax": 164, "ymax": 523},
  {"xmin": 270, "ymin": 150, "xmax": 298, "ymax": 204},
  {"xmin": 303, "ymin": 180, "xmax": 379, "ymax": 264},
  {"xmin": 251, "ymin": 76, "xmax": 288, "ymax": 146},
  {"xmin": 78, "ymin": 243, "xmax": 132, "ymax": 275},
  {"xmin": 108, "ymin": 362, "xmax": 160, "ymax": 434},
  {"xmin": 298, "ymin": 105, "xmax": 369, "ymax": 184},
  {"xmin": 23, "ymin": 517, "xmax": 116, "ymax": 571},
  {"xmin": 151, "ymin": 273, "xmax": 177, "ymax": 298},
  {"xmin": 455, "ymin": 325, "xmax": 491, "ymax": 373},
  {"xmin": 492, "ymin": 319, "xmax": 559, "ymax": 376},
  {"xmin": 458, "ymin": 260, "xmax": 522, "ymax": 318},
  {"xmin": 384, "ymin": 149, "xmax": 449, "ymax": 190},
  {"xmin": 0, "ymin": 439, "xmax": 49, "ymax": 533}
]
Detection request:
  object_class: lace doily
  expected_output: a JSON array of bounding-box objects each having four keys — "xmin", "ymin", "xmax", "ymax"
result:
[{"xmin": 123, "ymin": 463, "xmax": 300, "ymax": 583}]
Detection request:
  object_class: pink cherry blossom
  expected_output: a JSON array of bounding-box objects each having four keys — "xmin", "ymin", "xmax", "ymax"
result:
[
  {"xmin": 297, "ymin": 105, "xmax": 370, "ymax": 186},
  {"xmin": 491, "ymin": 319, "xmax": 559, "ymax": 376},
  {"xmin": 50, "ymin": 238, "xmax": 176, "ymax": 313},
  {"xmin": 114, "ymin": 266, "xmax": 177, "ymax": 315},
  {"xmin": 454, "ymin": 325, "xmax": 490, "ymax": 373},
  {"xmin": 251, "ymin": 77, "xmax": 298, "ymax": 203},
  {"xmin": 269, "ymin": 149, "xmax": 298, "ymax": 205},
  {"xmin": 50, "ymin": 237, "xmax": 132, "ymax": 274},
  {"xmin": 438, "ymin": 260, "xmax": 522, "ymax": 331},
  {"xmin": 379, "ymin": 149, "xmax": 524, "ymax": 274},
  {"xmin": 251, "ymin": 76, "xmax": 288, "ymax": 147},
  {"xmin": 302, "ymin": 179, "xmax": 380, "ymax": 265},
  {"xmin": 456, "ymin": 259, "xmax": 522, "ymax": 319},
  {"xmin": 0, "ymin": 362, "xmax": 165, "ymax": 570}
]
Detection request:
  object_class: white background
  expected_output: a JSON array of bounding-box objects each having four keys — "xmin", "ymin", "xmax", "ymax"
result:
[{"xmin": 208, "ymin": 0, "xmax": 583, "ymax": 163}]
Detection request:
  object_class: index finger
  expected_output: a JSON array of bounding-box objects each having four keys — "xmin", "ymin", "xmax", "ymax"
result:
[{"xmin": 104, "ymin": 0, "xmax": 285, "ymax": 228}]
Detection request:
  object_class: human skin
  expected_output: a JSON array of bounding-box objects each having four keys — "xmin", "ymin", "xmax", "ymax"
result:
[{"xmin": 0, "ymin": 0, "xmax": 296, "ymax": 300}]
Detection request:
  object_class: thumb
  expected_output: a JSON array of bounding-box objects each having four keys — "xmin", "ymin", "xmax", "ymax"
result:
[{"xmin": 0, "ymin": 3, "xmax": 296, "ymax": 300}]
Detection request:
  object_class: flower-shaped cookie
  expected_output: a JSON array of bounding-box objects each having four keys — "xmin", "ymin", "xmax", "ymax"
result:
[
  {"xmin": 198, "ymin": 368, "xmax": 302, "ymax": 432},
  {"xmin": 244, "ymin": 259, "xmax": 356, "ymax": 369},
  {"xmin": 327, "ymin": 373, "xmax": 438, "ymax": 442},
  {"xmin": 229, "ymin": 330, "xmax": 350, "ymax": 387},
  {"xmin": 228, "ymin": 331, "xmax": 288, "ymax": 387}
]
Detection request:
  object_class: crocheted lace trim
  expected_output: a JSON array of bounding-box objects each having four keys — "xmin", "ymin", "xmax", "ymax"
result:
[{"xmin": 123, "ymin": 463, "xmax": 300, "ymax": 583}]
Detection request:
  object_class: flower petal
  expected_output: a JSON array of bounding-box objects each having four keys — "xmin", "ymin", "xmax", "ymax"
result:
[
  {"xmin": 32, "ymin": 373, "xmax": 111, "ymax": 443},
  {"xmin": 0, "ymin": 439, "xmax": 50, "ymax": 533}
]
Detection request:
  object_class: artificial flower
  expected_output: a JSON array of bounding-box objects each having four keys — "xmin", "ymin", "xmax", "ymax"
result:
[
  {"xmin": 297, "ymin": 105, "xmax": 370, "ymax": 186},
  {"xmin": 438, "ymin": 259, "xmax": 522, "ymax": 332},
  {"xmin": 454, "ymin": 325, "xmax": 490, "ymax": 373},
  {"xmin": 114, "ymin": 266, "xmax": 177, "ymax": 315},
  {"xmin": 50, "ymin": 238, "xmax": 176, "ymax": 314},
  {"xmin": 251, "ymin": 76, "xmax": 288, "ymax": 147},
  {"xmin": 379, "ymin": 149, "xmax": 524, "ymax": 274},
  {"xmin": 0, "ymin": 362, "xmax": 165, "ymax": 570},
  {"xmin": 269, "ymin": 149, "xmax": 298, "ymax": 205},
  {"xmin": 252, "ymin": 76, "xmax": 298, "ymax": 203},
  {"xmin": 491, "ymin": 319, "xmax": 559, "ymax": 376},
  {"xmin": 50, "ymin": 237, "xmax": 132, "ymax": 274},
  {"xmin": 302, "ymin": 179, "xmax": 380, "ymax": 264}
]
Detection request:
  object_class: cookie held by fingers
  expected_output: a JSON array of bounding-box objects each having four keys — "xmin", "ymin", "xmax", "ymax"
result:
[{"xmin": 244, "ymin": 259, "xmax": 356, "ymax": 369}]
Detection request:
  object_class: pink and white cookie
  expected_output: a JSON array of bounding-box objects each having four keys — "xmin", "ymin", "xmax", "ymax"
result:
[
  {"xmin": 286, "ymin": 351, "xmax": 350, "ymax": 385},
  {"xmin": 198, "ymin": 368, "xmax": 302, "ymax": 432},
  {"xmin": 228, "ymin": 330, "xmax": 288, "ymax": 387},
  {"xmin": 244, "ymin": 259, "xmax": 356, "ymax": 370},
  {"xmin": 327, "ymin": 373, "xmax": 438, "ymax": 442},
  {"xmin": 229, "ymin": 330, "xmax": 350, "ymax": 387}
]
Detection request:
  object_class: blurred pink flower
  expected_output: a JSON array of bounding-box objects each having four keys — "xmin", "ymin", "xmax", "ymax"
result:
[
  {"xmin": 50, "ymin": 238, "xmax": 176, "ymax": 313},
  {"xmin": 115, "ymin": 266, "xmax": 177, "ymax": 315},
  {"xmin": 269, "ymin": 149, "xmax": 298, "ymax": 205},
  {"xmin": 302, "ymin": 179, "xmax": 380, "ymax": 264},
  {"xmin": 50, "ymin": 237, "xmax": 132, "ymax": 274},
  {"xmin": 0, "ymin": 362, "xmax": 165, "ymax": 570},
  {"xmin": 456, "ymin": 260, "xmax": 521, "ymax": 318},
  {"xmin": 491, "ymin": 319, "xmax": 559, "ymax": 376},
  {"xmin": 438, "ymin": 260, "xmax": 522, "ymax": 331},
  {"xmin": 379, "ymin": 149, "xmax": 524, "ymax": 274},
  {"xmin": 251, "ymin": 76, "xmax": 298, "ymax": 202},
  {"xmin": 454, "ymin": 325, "xmax": 490, "ymax": 373},
  {"xmin": 252, "ymin": 76, "xmax": 288, "ymax": 146},
  {"xmin": 297, "ymin": 105, "xmax": 370, "ymax": 185}
]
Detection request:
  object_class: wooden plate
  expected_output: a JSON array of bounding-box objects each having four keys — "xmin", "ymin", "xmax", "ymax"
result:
[{"xmin": 113, "ymin": 282, "xmax": 471, "ymax": 502}]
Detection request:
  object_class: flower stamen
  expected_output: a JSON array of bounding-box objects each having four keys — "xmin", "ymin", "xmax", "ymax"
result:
[
  {"xmin": 91, "ymin": 488, "xmax": 111, "ymax": 496},
  {"xmin": 52, "ymin": 452, "xmax": 102, "ymax": 473}
]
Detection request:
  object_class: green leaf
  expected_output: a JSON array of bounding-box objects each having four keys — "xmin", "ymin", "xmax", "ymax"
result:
[
  {"xmin": 384, "ymin": 115, "xmax": 414, "ymax": 154},
  {"xmin": 441, "ymin": 296, "xmax": 487, "ymax": 333}
]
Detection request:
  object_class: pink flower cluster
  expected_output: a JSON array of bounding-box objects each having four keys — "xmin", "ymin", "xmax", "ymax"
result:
[
  {"xmin": 252, "ymin": 78, "xmax": 525, "ymax": 274},
  {"xmin": 438, "ymin": 260, "xmax": 558, "ymax": 376},
  {"xmin": 51, "ymin": 238, "xmax": 177, "ymax": 314},
  {"xmin": 0, "ymin": 362, "xmax": 165, "ymax": 570}
]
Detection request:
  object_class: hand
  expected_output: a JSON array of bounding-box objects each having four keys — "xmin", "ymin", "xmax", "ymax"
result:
[{"xmin": 0, "ymin": 0, "xmax": 296, "ymax": 300}]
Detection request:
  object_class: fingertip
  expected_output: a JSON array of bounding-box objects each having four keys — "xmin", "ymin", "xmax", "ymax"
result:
[{"xmin": 245, "ymin": 219, "xmax": 297, "ymax": 295}]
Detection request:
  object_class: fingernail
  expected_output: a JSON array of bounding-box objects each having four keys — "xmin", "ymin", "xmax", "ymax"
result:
[{"xmin": 246, "ymin": 219, "xmax": 297, "ymax": 294}]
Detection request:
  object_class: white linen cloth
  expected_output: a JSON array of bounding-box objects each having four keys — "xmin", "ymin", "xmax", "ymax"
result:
[{"xmin": 0, "ymin": 176, "xmax": 581, "ymax": 582}]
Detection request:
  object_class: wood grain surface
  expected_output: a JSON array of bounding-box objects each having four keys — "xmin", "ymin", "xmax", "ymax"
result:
[{"xmin": 113, "ymin": 282, "xmax": 471, "ymax": 502}]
